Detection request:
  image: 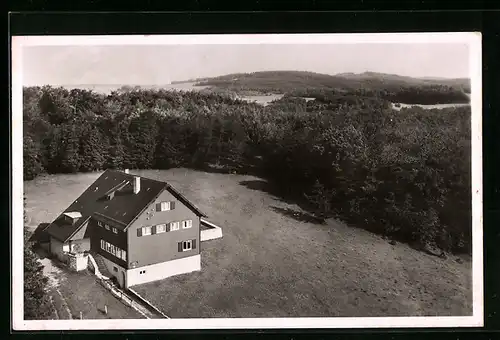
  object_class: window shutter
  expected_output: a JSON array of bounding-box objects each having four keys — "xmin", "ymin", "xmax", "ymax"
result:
[
  {"xmin": 171, "ymin": 201, "xmax": 175, "ymax": 210},
  {"xmin": 192, "ymin": 239, "xmax": 197, "ymax": 250},
  {"xmin": 178, "ymin": 242, "xmax": 182, "ymax": 252},
  {"xmin": 137, "ymin": 228, "xmax": 142, "ymax": 237},
  {"xmin": 156, "ymin": 203, "xmax": 161, "ymax": 212},
  {"xmin": 151, "ymin": 225, "xmax": 156, "ymax": 235}
]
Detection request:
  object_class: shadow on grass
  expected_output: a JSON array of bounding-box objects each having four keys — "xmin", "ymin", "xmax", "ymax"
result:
[
  {"xmin": 240, "ymin": 179, "xmax": 328, "ymax": 223},
  {"xmin": 239, "ymin": 179, "xmax": 305, "ymax": 206},
  {"xmin": 270, "ymin": 205, "xmax": 326, "ymax": 225},
  {"xmin": 194, "ymin": 161, "xmax": 264, "ymax": 177}
]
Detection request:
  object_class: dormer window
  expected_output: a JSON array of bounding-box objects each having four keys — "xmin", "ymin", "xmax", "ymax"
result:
[
  {"xmin": 102, "ymin": 180, "xmax": 129, "ymax": 201},
  {"xmin": 63, "ymin": 211, "xmax": 82, "ymax": 224}
]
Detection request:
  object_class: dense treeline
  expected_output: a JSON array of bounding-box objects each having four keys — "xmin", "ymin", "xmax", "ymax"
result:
[
  {"xmin": 286, "ymin": 86, "xmax": 470, "ymax": 105},
  {"xmin": 23, "ymin": 85, "xmax": 472, "ymax": 255}
]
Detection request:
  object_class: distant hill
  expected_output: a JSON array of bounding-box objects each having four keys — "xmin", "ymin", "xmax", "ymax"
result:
[
  {"xmin": 189, "ymin": 70, "xmax": 471, "ymax": 94},
  {"xmin": 335, "ymin": 71, "xmax": 469, "ymax": 88},
  {"xmin": 33, "ymin": 71, "xmax": 470, "ymax": 100}
]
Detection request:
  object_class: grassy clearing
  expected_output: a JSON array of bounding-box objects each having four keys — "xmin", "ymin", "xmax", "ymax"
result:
[{"xmin": 25, "ymin": 168, "xmax": 472, "ymax": 318}]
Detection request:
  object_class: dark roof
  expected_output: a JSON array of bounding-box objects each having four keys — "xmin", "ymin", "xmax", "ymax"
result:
[
  {"xmin": 29, "ymin": 223, "xmax": 51, "ymax": 243},
  {"xmin": 44, "ymin": 215, "xmax": 91, "ymax": 243},
  {"xmin": 45, "ymin": 169, "xmax": 206, "ymax": 241},
  {"xmin": 102, "ymin": 179, "xmax": 129, "ymax": 198}
]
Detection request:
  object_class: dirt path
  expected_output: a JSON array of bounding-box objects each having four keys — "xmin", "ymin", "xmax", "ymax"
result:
[{"xmin": 38, "ymin": 256, "xmax": 73, "ymax": 319}]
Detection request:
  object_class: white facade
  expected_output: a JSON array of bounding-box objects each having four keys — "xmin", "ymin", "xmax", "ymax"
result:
[
  {"xmin": 126, "ymin": 254, "xmax": 201, "ymax": 287},
  {"xmin": 99, "ymin": 253, "xmax": 201, "ymax": 288}
]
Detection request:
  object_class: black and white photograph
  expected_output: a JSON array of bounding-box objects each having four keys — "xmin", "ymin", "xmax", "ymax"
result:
[{"xmin": 12, "ymin": 33, "xmax": 483, "ymax": 330}]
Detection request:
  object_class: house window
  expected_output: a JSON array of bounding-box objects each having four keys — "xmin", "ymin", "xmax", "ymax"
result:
[
  {"xmin": 105, "ymin": 224, "xmax": 110, "ymax": 231},
  {"xmin": 142, "ymin": 226, "xmax": 152, "ymax": 236},
  {"xmin": 101, "ymin": 240, "xmax": 126, "ymax": 261},
  {"xmin": 112, "ymin": 227, "xmax": 118, "ymax": 234},
  {"xmin": 157, "ymin": 201, "xmax": 176, "ymax": 212},
  {"xmin": 178, "ymin": 239, "xmax": 196, "ymax": 252},
  {"xmin": 63, "ymin": 244, "xmax": 70, "ymax": 252},
  {"xmin": 182, "ymin": 219, "xmax": 193, "ymax": 229},
  {"xmin": 156, "ymin": 224, "xmax": 167, "ymax": 234},
  {"xmin": 161, "ymin": 201, "xmax": 170, "ymax": 211},
  {"xmin": 98, "ymin": 221, "xmax": 103, "ymax": 227},
  {"xmin": 169, "ymin": 221, "xmax": 180, "ymax": 231},
  {"xmin": 182, "ymin": 240, "xmax": 192, "ymax": 251}
]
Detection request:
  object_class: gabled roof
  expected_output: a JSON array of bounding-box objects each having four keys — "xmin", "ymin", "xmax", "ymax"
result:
[
  {"xmin": 165, "ymin": 183, "xmax": 206, "ymax": 219},
  {"xmin": 45, "ymin": 169, "xmax": 206, "ymax": 241},
  {"xmin": 44, "ymin": 215, "xmax": 90, "ymax": 243}
]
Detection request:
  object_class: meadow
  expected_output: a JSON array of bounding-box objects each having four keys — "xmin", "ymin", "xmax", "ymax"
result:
[{"xmin": 24, "ymin": 169, "xmax": 472, "ymax": 318}]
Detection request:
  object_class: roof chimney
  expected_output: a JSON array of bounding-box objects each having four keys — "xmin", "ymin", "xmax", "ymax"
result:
[
  {"xmin": 133, "ymin": 176, "xmax": 141, "ymax": 194},
  {"xmin": 124, "ymin": 169, "xmax": 129, "ymax": 174}
]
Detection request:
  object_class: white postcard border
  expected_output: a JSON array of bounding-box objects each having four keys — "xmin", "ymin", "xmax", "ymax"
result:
[{"xmin": 11, "ymin": 32, "xmax": 483, "ymax": 330}]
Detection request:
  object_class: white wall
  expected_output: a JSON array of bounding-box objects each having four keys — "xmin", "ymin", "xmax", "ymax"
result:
[
  {"xmin": 50, "ymin": 237, "xmax": 67, "ymax": 263},
  {"xmin": 68, "ymin": 253, "xmax": 89, "ymax": 272},
  {"xmin": 201, "ymin": 227, "xmax": 223, "ymax": 241},
  {"xmin": 126, "ymin": 254, "xmax": 201, "ymax": 287}
]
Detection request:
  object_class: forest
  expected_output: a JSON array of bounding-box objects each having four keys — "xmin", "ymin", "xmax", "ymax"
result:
[{"xmin": 22, "ymin": 81, "xmax": 472, "ymax": 256}]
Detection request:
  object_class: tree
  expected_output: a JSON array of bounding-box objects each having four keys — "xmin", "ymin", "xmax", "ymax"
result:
[
  {"xmin": 79, "ymin": 126, "xmax": 107, "ymax": 171},
  {"xmin": 23, "ymin": 196, "xmax": 52, "ymax": 320},
  {"xmin": 125, "ymin": 110, "xmax": 159, "ymax": 169},
  {"xmin": 304, "ymin": 180, "xmax": 335, "ymax": 219},
  {"xmin": 107, "ymin": 133, "xmax": 126, "ymax": 169},
  {"xmin": 60, "ymin": 124, "xmax": 81, "ymax": 173},
  {"xmin": 23, "ymin": 136, "xmax": 44, "ymax": 180}
]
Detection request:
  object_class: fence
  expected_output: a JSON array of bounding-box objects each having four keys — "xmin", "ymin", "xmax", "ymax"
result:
[
  {"xmin": 97, "ymin": 278, "xmax": 137, "ymax": 311},
  {"xmin": 128, "ymin": 288, "xmax": 170, "ymax": 319}
]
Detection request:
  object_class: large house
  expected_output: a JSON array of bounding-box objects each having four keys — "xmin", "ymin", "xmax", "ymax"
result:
[{"xmin": 42, "ymin": 169, "xmax": 217, "ymax": 289}]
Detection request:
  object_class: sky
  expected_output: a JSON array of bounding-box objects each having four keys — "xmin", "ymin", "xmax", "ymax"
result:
[{"xmin": 22, "ymin": 43, "xmax": 470, "ymax": 86}]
